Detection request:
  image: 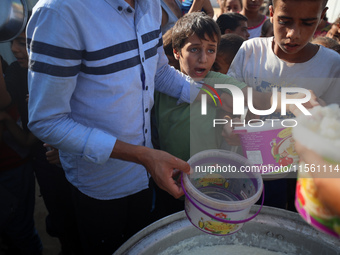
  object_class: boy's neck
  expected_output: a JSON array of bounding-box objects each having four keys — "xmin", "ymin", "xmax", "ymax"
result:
[{"xmin": 272, "ymin": 40, "xmax": 319, "ymax": 63}]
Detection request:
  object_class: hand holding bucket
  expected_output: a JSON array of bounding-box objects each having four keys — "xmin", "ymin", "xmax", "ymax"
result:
[{"xmin": 181, "ymin": 149, "xmax": 264, "ymax": 236}]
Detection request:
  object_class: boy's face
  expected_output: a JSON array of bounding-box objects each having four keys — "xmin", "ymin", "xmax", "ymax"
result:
[
  {"xmin": 11, "ymin": 31, "xmax": 28, "ymax": 68},
  {"xmin": 326, "ymin": 24, "xmax": 340, "ymax": 43},
  {"xmin": 270, "ymin": 0, "xmax": 327, "ymax": 61},
  {"xmin": 224, "ymin": 0, "xmax": 242, "ymax": 13},
  {"xmin": 174, "ymin": 33, "xmax": 218, "ymax": 80},
  {"xmin": 233, "ymin": 21, "xmax": 250, "ymax": 40},
  {"xmin": 242, "ymin": 0, "xmax": 264, "ymax": 11}
]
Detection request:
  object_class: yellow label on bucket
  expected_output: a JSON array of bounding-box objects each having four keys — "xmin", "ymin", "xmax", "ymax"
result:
[
  {"xmin": 278, "ymin": 128, "xmax": 292, "ymax": 139},
  {"xmin": 198, "ymin": 173, "xmax": 226, "ymax": 187},
  {"xmin": 198, "ymin": 218, "xmax": 238, "ymax": 235}
]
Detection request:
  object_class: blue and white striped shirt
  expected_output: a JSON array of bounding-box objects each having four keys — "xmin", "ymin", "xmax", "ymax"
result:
[{"xmin": 27, "ymin": 0, "xmax": 197, "ymax": 199}]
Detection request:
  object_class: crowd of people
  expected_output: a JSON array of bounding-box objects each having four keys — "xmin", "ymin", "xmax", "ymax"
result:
[{"xmin": 0, "ymin": 0, "xmax": 340, "ymax": 254}]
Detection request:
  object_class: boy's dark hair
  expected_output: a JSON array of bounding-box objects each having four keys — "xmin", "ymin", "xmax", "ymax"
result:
[
  {"xmin": 331, "ymin": 44, "xmax": 340, "ymax": 54},
  {"xmin": 272, "ymin": 0, "xmax": 328, "ymax": 9},
  {"xmin": 217, "ymin": 34, "xmax": 245, "ymax": 64},
  {"xmin": 163, "ymin": 28, "xmax": 173, "ymax": 58},
  {"xmin": 172, "ymin": 12, "xmax": 221, "ymax": 52},
  {"xmin": 216, "ymin": 13, "xmax": 248, "ymax": 35},
  {"xmin": 312, "ymin": 36, "xmax": 339, "ymax": 49},
  {"xmin": 261, "ymin": 19, "xmax": 273, "ymax": 37}
]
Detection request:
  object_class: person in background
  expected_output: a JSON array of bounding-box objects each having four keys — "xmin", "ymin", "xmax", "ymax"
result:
[
  {"xmin": 161, "ymin": 0, "xmax": 182, "ymax": 34},
  {"xmin": 152, "ymin": 12, "xmax": 249, "ymax": 221},
  {"xmin": 181, "ymin": 0, "xmax": 214, "ymax": 17},
  {"xmin": 26, "ymin": 0, "xmax": 202, "ymax": 254},
  {"xmin": 260, "ymin": 18, "xmax": 274, "ymax": 37},
  {"xmin": 0, "ymin": 30, "xmax": 43, "ymax": 255},
  {"xmin": 326, "ymin": 15, "xmax": 340, "ymax": 43},
  {"xmin": 212, "ymin": 34, "xmax": 245, "ymax": 74},
  {"xmin": 313, "ymin": 14, "xmax": 332, "ymax": 39},
  {"xmin": 240, "ymin": 0, "xmax": 267, "ymax": 39},
  {"xmin": 221, "ymin": 0, "xmax": 242, "ymax": 14},
  {"xmin": 216, "ymin": 12, "xmax": 250, "ymax": 40},
  {"xmin": 0, "ymin": 22, "xmax": 82, "ymax": 255},
  {"xmin": 227, "ymin": 0, "xmax": 340, "ymax": 210}
]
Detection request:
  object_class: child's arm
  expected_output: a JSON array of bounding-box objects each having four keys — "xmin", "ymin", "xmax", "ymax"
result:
[
  {"xmin": 187, "ymin": 0, "xmax": 214, "ymax": 18},
  {"xmin": 0, "ymin": 111, "xmax": 38, "ymax": 147}
]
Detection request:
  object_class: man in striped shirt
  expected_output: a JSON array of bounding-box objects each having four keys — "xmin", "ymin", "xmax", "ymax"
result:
[{"xmin": 27, "ymin": 0, "xmax": 199, "ymax": 253}]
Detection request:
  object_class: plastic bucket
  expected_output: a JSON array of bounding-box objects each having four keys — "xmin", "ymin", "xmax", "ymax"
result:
[
  {"xmin": 234, "ymin": 120, "xmax": 298, "ymax": 177},
  {"xmin": 181, "ymin": 149, "xmax": 264, "ymax": 236},
  {"xmin": 293, "ymin": 105, "xmax": 340, "ymax": 238}
]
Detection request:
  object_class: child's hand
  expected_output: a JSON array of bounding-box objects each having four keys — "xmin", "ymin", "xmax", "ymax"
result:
[
  {"xmin": 222, "ymin": 117, "xmax": 241, "ymax": 146},
  {"xmin": 43, "ymin": 143, "xmax": 61, "ymax": 165}
]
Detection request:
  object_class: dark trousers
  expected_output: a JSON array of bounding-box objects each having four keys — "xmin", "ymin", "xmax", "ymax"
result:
[
  {"xmin": 33, "ymin": 148, "xmax": 82, "ymax": 255},
  {"xmin": 0, "ymin": 162, "xmax": 42, "ymax": 255},
  {"xmin": 70, "ymin": 184, "xmax": 153, "ymax": 255}
]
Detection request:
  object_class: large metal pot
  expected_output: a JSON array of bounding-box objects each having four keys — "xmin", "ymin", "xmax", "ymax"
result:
[
  {"xmin": 114, "ymin": 206, "xmax": 340, "ymax": 255},
  {"xmin": 0, "ymin": 0, "xmax": 28, "ymax": 42}
]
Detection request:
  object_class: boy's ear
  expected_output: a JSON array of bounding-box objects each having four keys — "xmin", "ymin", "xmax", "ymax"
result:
[
  {"xmin": 269, "ymin": 5, "xmax": 274, "ymax": 23},
  {"xmin": 173, "ymin": 48, "xmax": 180, "ymax": 60},
  {"xmin": 320, "ymin": 7, "xmax": 328, "ymax": 23},
  {"xmin": 269, "ymin": 5, "xmax": 274, "ymax": 18}
]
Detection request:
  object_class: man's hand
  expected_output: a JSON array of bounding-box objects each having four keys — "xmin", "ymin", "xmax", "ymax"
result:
[
  {"xmin": 142, "ymin": 148, "xmax": 190, "ymax": 198},
  {"xmin": 110, "ymin": 140, "xmax": 190, "ymax": 199}
]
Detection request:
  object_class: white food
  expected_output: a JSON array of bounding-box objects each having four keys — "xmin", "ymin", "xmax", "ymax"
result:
[
  {"xmin": 299, "ymin": 104, "xmax": 340, "ymax": 140},
  {"xmin": 160, "ymin": 244, "xmax": 287, "ymax": 255}
]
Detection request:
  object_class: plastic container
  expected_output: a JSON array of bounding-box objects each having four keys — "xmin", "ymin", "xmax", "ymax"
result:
[
  {"xmin": 234, "ymin": 120, "xmax": 298, "ymax": 177},
  {"xmin": 181, "ymin": 150, "xmax": 263, "ymax": 236},
  {"xmin": 293, "ymin": 105, "xmax": 340, "ymax": 238}
]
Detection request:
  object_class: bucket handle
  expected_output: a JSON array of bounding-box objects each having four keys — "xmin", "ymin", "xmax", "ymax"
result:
[{"xmin": 181, "ymin": 173, "xmax": 264, "ymax": 224}]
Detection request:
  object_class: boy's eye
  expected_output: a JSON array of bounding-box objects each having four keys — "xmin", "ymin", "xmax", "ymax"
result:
[
  {"xmin": 190, "ymin": 48, "xmax": 198, "ymax": 53},
  {"xmin": 303, "ymin": 22, "xmax": 314, "ymax": 27},
  {"xmin": 278, "ymin": 19, "xmax": 288, "ymax": 25},
  {"xmin": 208, "ymin": 49, "xmax": 215, "ymax": 54}
]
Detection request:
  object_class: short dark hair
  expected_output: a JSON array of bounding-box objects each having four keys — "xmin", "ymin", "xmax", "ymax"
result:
[
  {"xmin": 217, "ymin": 34, "xmax": 245, "ymax": 64},
  {"xmin": 172, "ymin": 12, "xmax": 221, "ymax": 52},
  {"xmin": 216, "ymin": 13, "xmax": 248, "ymax": 35},
  {"xmin": 272, "ymin": 0, "xmax": 328, "ymax": 10},
  {"xmin": 312, "ymin": 36, "xmax": 339, "ymax": 49},
  {"xmin": 261, "ymin": 19, "xmax": 273, "ymax": 37}
]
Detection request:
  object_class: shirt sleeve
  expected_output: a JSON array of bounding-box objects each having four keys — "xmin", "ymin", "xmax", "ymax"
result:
[
  {"xmin": 27, "ymin": 7, "xmax": 116, "ymax": 164},
  {"xmin": 154, "ymin": 42, "xmax": 201, "ymax": 104}
]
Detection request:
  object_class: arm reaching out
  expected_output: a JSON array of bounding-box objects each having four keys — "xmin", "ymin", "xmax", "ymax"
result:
[{"xmin": 110, "ymin": 140, "xmax": 191, "ymax": 198}]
